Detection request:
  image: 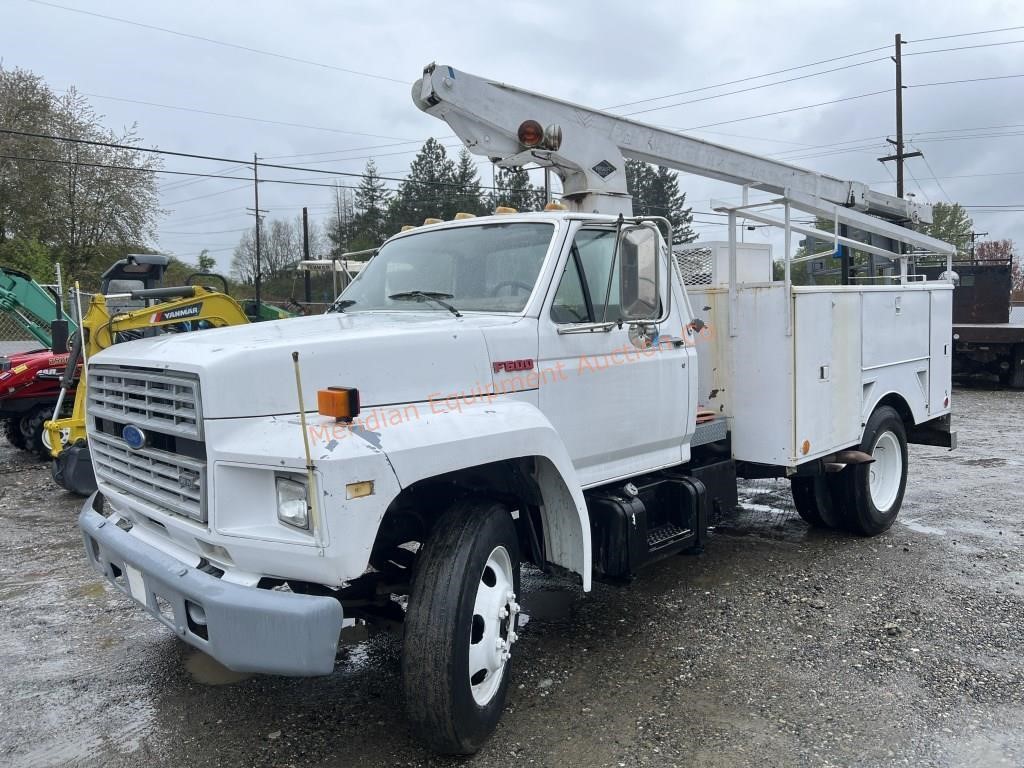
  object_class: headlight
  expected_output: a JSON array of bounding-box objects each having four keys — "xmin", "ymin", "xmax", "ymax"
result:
[{"xmin": 276, "ymin": 477, "xmax": 309, "ymax": 530}]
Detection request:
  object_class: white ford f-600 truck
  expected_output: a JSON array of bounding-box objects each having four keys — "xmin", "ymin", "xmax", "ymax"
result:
[{"xmin": 78, "ymin": 64, "xmax": 957, "ymax": 753}]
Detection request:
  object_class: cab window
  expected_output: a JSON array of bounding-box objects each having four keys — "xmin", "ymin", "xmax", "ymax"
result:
[{"xmin": 550, "ymin": 229, "xmax": 623, "ymax": 323}]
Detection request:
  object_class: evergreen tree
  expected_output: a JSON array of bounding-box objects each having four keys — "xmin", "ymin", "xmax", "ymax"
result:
[
  {"xmin": 351, "ymin": 160, "xmax": 389, "ymax": 249},
  {"xmin": 450, "ymin": 149, "xmax": 487, "ymax": 217},
  {"xmin": 625, "ymin": 160, "xmax": 695, "ymax": 243},
  {"xmin": 385, "ymin": 138, "xmax": 455, "ymax": 233},
  {"xmin": 491, "ymin": 167, "xmax": 544, "ymax": 212}
]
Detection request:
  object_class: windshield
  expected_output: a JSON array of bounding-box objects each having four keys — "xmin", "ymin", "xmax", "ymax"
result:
[{"xmin": 337, "ymin": 222, "xmax": 554, "ymax": 313}]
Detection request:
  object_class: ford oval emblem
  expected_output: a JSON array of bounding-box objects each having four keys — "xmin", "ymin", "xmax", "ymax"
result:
[{"xmin": 122, "ymin": 424, "xmax": 147, "ymax": 451}]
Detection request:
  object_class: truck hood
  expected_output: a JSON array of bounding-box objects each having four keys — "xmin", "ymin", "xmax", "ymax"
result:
[{"xmin": 89, "ymin": 312, "xmax": 519, "ymax": 418}]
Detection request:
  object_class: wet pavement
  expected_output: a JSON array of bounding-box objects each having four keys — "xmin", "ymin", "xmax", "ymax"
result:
[{"xmin": 1, "ymin": 387, "xmax": 1022, "ymax": 767}]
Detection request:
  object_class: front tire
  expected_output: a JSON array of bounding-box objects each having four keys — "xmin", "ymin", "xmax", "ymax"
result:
[
  {"xmin": 3, "ymin": 417, "xmax": 27, "ymax": 450},
  {"xmin": 20, "ymin": 406, "xmax": 54, "ymax": 460},
  {"xmin": 402, "ymin": 499, "xmax": 521, "ymax": 754},
  {"xmin": 835, "ymin": 406, "xmax": 909, "ymax": 536}
]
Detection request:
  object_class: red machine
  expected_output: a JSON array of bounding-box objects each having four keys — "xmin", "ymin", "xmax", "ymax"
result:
[{"xmin": 0, "ymin": 348, "xmax": 75, "ymax": 456}]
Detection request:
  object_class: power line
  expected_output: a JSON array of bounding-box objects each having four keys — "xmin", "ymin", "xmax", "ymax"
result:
[
  {"xmin": 904, "ymin": 38, "xmax": 1024, "ymax": 57},
  {"xmin": 263, "ymin": 139, "xmax": 450, "ymax": 161},
  {"xmin": 907, "ymin": 25, "xmax": 1024, "ymax": 43},
  {"xmin": 908, "ymin": 72, "xmax": 1024, "ymax": 89},
  {"xmin": 77, "ymin": 92, "xmax": 416, "ymax": 140},
  {"xmin": 605, "ymin": 43, "xmax": 891, "ymax": 110},
  {"xmin": 671, "ymin": 89, "xmax": 891, "ymax": 131},
  {"xmin": 915, "ymin": 151, "xmax": 953, "ymax": 202},
  {"xmin": 159, "ymin": 227, "xmax": 251, "ymax": 236},
  {"xmin": 27, "ymin": 0, "xmax": 408, "ymax": 84},
  {"xmin": 165, "ymin": 184, "xmax": 252, "ymax": 206},
  {"xmin": 670, "ymin": 73, "xmax": 1024, "ymax": 132},
  {"xmin": 0, "ymin": 144, "xmax": 506, "ymax": 198},
  {"xmin": 622, "ymin": 58, "xmax": 889, "ymax": 117},
  {"xmin": 0, "ymin": 129, "xmax": 491, "ymax": 191}
]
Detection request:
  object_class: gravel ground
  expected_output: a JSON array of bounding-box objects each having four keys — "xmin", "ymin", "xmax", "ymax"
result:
[{"xmin": 0, "ymin": 387, "xmax": 1022, "ymax": 768}]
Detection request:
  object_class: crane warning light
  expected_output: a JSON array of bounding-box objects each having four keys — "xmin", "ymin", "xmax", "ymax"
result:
[
  {"xmin": 423, "ymin": 217, "xmax": 443, "ymax": 225},
  {"xmin": 517, "ymin": 120, "xmax": 544, "ymax": 148},
  {"xmin": 454, "ymin": 212, "xmax": 476, "ymax": 220},
  {"xmin": 544, "ymin": 201, "xmax": 568, "ymax": 211},
  {"xmin": 494, "ymin": 206, "xmax": 518, "ymax": 214}
]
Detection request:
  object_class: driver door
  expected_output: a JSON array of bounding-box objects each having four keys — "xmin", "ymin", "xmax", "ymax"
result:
[{"xmin": 538, "ymin": 223, "xmax": 689, "ymax": 487}]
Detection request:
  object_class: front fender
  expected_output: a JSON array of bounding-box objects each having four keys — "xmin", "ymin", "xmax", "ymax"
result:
[{"xmin": 363, "ymin": 399, "xmax": 593, "ymax": 590}]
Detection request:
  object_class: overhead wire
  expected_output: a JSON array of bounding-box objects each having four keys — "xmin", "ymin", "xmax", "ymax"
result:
[
  {"xmin": 621, "ymin": 57, "xmax": 890, "ymax": 117},
  {"xmin": 907, "ymin": 25, "xmax": 1024, "ymax": 43},
  {"xmin": 26, "ymin": 0, "xmax": 408, "ymax": 84},
  {"xmin": 604, "ymin": 43, "xmax": 892, "ymax": 110},
  {"xmin": 77, "ymin": 92, "xmax": 417, "ymax": 140}
]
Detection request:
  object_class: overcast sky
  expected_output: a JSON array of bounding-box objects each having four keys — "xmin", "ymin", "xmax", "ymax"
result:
[{"xmin": 5, "ymin": 0, "xmax": 1024, "ymax": 272}]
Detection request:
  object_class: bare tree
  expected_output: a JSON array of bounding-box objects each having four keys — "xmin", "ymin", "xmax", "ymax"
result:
[
  {"xmin": 0, "ymin": 67, "xmax": 162, "ymax": 272},
  {"xmin": 975, "ymin": 239, "xmax": 1014, "ymax": 264},
  {"xmin": 230, "ymin": 227, "xmax": 258, "ymax": 284}
]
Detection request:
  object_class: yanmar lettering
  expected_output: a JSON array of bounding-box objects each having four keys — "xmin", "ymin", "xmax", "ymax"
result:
[
  {"xmin": 492, "ymin": 359, "xmax": 534, "ymax": 373},
  {"xmin": 153, "ymin": 303, "xmax": 203, "ymax": 322}
]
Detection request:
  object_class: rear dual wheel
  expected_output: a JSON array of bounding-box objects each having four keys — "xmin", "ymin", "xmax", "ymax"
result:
[
  {"xmin": 402, "ymin": 499, "xmax": 521, "ymax": 755},
  {"xmin": 791, "ymin": 406, "xmax": 908, "ymax": 536}
]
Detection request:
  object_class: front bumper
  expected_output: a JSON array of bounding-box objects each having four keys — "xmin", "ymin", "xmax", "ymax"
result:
[{"xmin": 79, "ymin": 492, "xmax": 344, "ymax": 676}]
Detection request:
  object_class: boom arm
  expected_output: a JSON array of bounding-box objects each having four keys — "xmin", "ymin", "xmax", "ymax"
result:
[{"xmin": 413, "ymin": 64, "xmax": 930, "ymax": 224}]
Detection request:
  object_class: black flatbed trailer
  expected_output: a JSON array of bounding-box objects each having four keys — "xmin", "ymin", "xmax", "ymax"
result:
[{"xmin": 920, "ymin": 262, "xmax": 1024, "ymax": 388}]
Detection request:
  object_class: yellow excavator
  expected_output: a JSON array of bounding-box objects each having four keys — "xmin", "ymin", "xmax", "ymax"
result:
[{"xmin": 45, "ymin": 282, "xmax": 251, "ymax": 495}]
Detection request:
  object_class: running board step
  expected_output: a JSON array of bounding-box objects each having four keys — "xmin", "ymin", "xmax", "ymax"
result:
[{"xmin": 646, "ymin": 523, "xmax": 693, "ymax": 550}]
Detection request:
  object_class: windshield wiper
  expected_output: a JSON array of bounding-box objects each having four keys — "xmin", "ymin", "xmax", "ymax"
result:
[
  {"xmin": 327, "ymin": 298, "xmax": 356, "ymax": 313},
  {"xmin": 388, "ymin": 291, "xmax": 462, "ymax": 318}
]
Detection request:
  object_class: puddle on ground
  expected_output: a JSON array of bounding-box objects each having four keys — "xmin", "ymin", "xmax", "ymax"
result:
[
  {"xmin": 74, "ymin": 582, "xmax": 107, "ymax": 599},
  {"xmin": 184, "ymin": 649, "xmax": 252, "ymax": 686},
  {"xmin": 961, "ymin": 457, "xmax": 1008, "ymax": 468},
  {"xmin": 520, "ymin": 589, "xmax": 577, "ymax": 626},
  {"xmin": 900, "ymin": 517, "xmax": 947, "ymax": 536}
]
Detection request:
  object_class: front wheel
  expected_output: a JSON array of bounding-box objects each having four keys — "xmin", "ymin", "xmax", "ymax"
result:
[
  {"xmin": 20, "ymin": 406, "xmax": 54, "ymax": 460},
  {"xmin": 3, "ymin": 417, "xmax": 27, "ymax": 450},
  {"xmin": 402, "ymin": 499, "xmax": 521, "ymax": 754},
  {"xmin": 834, "ymin": 406, "xmax": 909, "ymax": 536}
]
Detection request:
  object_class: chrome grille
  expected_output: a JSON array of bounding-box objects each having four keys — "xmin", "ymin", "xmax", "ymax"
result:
[
  {"xmin": 88, "ymin": 366, "xmax": 202, "ymax": 440},
  {"xmin": 90, "ymin": 430, "xmax": 206, "ymax": 523}
]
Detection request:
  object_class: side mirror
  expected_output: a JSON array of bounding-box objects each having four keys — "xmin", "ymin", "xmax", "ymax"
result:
[{"xmin": 618, "ymin": 224, "xmax": 660, "ymax": 320}]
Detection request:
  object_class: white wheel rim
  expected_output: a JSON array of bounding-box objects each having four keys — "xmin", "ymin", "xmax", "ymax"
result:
[
  {"xmin": 869, "ymin": 431, "xmax": 902, "ymax": 513},
  {"xmin": 468, "ymin": 545, "xmax": 518, "ymax": 707}
]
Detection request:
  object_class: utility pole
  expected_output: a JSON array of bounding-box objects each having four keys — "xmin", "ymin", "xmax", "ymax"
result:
[
  {"xmin": 969, "ymin": 230, "xmax": 989, "ymax": 261},
  {"xmin": 246, "ymin": 152, "xmax": 269, "ymax": 313},
  {"xmin": 302, "ymin": 206, "xmax": 312, "ymax": 303},
  {"xmin": 878, "ymin": 33, "xmax": 922, "ymax": 201}
]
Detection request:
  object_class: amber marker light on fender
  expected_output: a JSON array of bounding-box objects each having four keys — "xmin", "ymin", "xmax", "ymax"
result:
[
  {"xmin": 346, "ymin": 481, "xmax": 374, "ymax": 500},
  {"xmin": 318, "ymin": 387, "xmax": 361, "ymax": 422}
]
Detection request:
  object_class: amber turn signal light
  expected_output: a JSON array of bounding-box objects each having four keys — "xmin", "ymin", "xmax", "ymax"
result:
[{"xmin": 318, "ymin": 387, "xmax": 360, "ymax": 422}]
